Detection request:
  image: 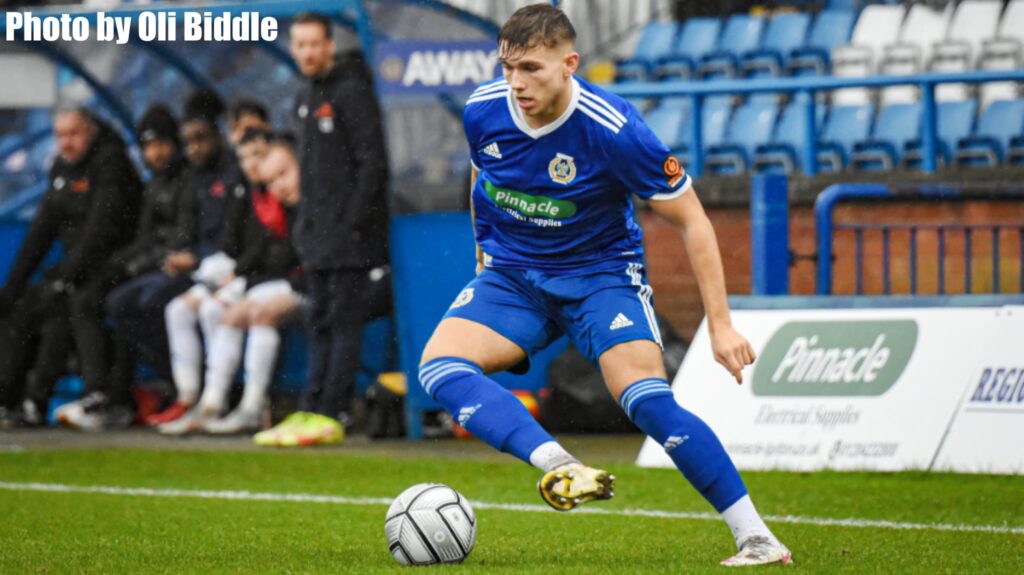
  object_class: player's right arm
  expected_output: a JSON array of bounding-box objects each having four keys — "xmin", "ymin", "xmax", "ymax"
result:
[{"xmin": 469, "ymin": 164, "xmax": 484, "ymax": 274}]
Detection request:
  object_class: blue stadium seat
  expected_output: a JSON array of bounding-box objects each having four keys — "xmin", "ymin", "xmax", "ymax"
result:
[
  {"xmin": 644, "ymin": 100, "xmax": 688, "ymax": 152},
  {"xmin": 1007, "ymin": 135, "xmax": 1024, "ymax": 165},
  {"xmin": 789, "ymin": 9, "xmax": 856, "ymax": 75},
  {"xmin": 654, "ymin": 17, "xmax": 722, "ymax": 80},
  {"xmin": 616, "ymin": 22, "xmax": 679, "ymax": 82},
  {"xmin": 741, "ymin": 13, "xmax": 811, "ymax": 77},
  {"xmin": 704, "ymin": 100, "xmax": 780, "ymax": 174},
  {"xmin": 698, "ymin": 15, "xmax": 765, "ymax": 79},
  {"xmin": 753, "ymin": 96, "xmax": 826, "ymax": 173},
  {"xmin": 955, "ymin": 99, "xmax": 1024, "ymax": 167},
  {"xmin": 816, "ymin": 104, "xmax": 875, "ymax": 172},
  {"xmin": 675, "ymin": 97, "xmax": 734, "ymax": 163},
  {"xmin": 851, "ymin": 102, "xmax": 922, "ymax": 171},
  {"xmin": 903, "ymin": 100, "xmax": 978, "ymax": 168}
]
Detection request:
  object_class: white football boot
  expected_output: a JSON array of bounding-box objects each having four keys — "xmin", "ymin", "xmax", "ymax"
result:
[{"xmin": 538, "ymin": 462, "xmax": 615, "ymax": 511}]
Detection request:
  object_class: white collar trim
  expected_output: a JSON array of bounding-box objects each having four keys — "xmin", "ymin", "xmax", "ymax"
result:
[{"xmin": 506, "ymin": 77, "xmax": 580, "ymax": 139}]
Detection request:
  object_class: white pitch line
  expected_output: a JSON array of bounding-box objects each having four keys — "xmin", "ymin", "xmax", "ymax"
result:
[{"xmin": 0, "ymin": 481, "xmax": 1021, "ymax": 536}]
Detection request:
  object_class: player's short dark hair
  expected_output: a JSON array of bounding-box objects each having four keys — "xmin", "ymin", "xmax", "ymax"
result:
[
  {"xmin": 182, "ymin": 88, "xmax": 225, "ymax": 127},
  {"xmin": 238, "ymin": 127, "xmax": 273, "ymax": 146},
  {"xmin": 229, "ymin": 98, "xmax": 269, "ymax": 124},
  {"xmin": 498, "ymin": 3, "xmax": 576, "ymax": 56},
  {"xmin": 291, "ymin": 12, "xmax": 333, "ymax": 39}
]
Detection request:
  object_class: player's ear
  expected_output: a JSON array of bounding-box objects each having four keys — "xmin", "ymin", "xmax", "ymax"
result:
[{"xmin": 564, "ymin": 51, "xmax": 579, "ymax": 77}]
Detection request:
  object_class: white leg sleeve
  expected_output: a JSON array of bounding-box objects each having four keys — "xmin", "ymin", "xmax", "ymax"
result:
[
  {"xmin": 198, "ymin": 325, "xmax": 245, "ymax": 413},
  {"xmin": 239, "ymin": 326, "xmax": 281, "ymax": 415},
  {"xmin": 165, "ymin": 296, "xmax": 202, "ymax": 404},
  {"xmin": 198, "ymin": 296, "xmax": 226, "ymax": 343}
]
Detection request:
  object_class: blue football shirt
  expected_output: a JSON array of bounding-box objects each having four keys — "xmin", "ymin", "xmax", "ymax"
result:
[{"xmin": 464, "ymin": 76, "xmax": 691, "ymax": 274}]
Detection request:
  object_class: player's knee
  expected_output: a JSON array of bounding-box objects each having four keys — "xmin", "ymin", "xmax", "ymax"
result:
[
  {"xmin": 418, "ymin": 357, "xmax": 482, "ymax": 399},
  {"xmin": 165, "ymin": 296, "xmax": 192, "ymax": 325},
  {"xmin": 198, "ymin": 297, "xmax": 223, "ymax": 323}
]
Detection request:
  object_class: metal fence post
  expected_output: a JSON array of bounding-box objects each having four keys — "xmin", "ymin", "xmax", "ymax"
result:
[
  {"xmin": 689, "ymin": 93, "xmax": 704, "ymax": 178},
  {"xmin": 751, "ymin": 174, "xmax": 790, "ymax": 295},
  {"xmin": 921, "ymin": 83, "xmax": 938, "ymax": 173}
]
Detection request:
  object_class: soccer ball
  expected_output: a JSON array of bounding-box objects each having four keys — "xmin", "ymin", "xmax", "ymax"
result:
[{"xmin": 384, "ymin": 483, "xmax": 476, "ymax": 565}]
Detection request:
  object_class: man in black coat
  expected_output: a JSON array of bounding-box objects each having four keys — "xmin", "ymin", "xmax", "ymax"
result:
[
  {"xmin": 55, "ymin": 104, "xmax": 191, "ymax": 430},
  {"xmin": 0, "ymin": 106, "xmax": 141, "ymax": 427},
  {"xmin": 278, "ymin": 12, "xmax": 390, "ymax": 440}
]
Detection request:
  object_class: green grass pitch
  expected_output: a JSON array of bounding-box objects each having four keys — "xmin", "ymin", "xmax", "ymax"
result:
[{"xmin": 0, "ymin": 436, "xmax": 1022, "ymax": 574}]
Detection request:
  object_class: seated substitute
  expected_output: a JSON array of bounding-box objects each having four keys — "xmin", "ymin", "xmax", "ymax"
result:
[
  {"xmin": 161, "ymin": 136, "xmax": 305, "ymax": 436},
  {"xmin": 417, "ymin": 4, "xmax": 791, "ymax": 567}
]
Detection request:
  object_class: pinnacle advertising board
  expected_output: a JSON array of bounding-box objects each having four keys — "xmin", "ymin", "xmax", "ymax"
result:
[{"xmin": 636, "ymin": 306, "xmax": 1024, "ymax": 474}]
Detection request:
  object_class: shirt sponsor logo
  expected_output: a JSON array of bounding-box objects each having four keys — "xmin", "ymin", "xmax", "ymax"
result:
[
  {"xmin": 751, "ymin": 320, "xmax": 918, "ymax": 396},
  {"xmin": 483, "ymin": 179, "xmax": 577, "ymax": 219},
  {"xmin": 548, "ymin": 153, "xmax": 577, "ymax": 184}
]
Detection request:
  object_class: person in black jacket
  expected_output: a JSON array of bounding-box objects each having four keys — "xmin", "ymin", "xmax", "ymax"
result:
[
  {"xmin": 55, "ymin": 104, "xmax": 190, "ymax": 431},
  {"xmin": 141, "ymin": 90, "xmax": 250, "ymax": 427},
  {"xmin": 161, "ymin": 134, "xmax": 306, "ymax": 436},
  {"xmin": 0, "ymin": 106, "xmax": 141, "ymax": 427},
  {"xmin": 276, "ymin": 12, "xmax": 390, "ymax": 441}
]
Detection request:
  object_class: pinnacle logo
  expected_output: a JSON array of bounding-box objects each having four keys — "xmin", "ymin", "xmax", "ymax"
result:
[
  {"xmin": 609, "ymin": 313, "xmax": 634, "ymax": 330},
  {"xmin": 752, "ymin": 320, "xmax": 918, "ymax": 396},
  {"xmin": 483, "ymin": 179, "xmax": 577, "ymax": 219},
  {"xmin": 458, "ymin": 404, "xmax": 482, "ymax": 426},
  {"xmin": 481, "ymin": 142, "xmax": 502, "ymax": 159},
  {"xmin": 663, "ymin": 435, "xmax": 689, "ymax": 452}
]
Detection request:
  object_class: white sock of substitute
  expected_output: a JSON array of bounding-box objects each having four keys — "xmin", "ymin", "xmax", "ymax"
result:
[
  {"xmin": 239, "ymin": 326, "xmax": 280, "ymax": 414},
  {"xmin": 165, "ymin": 297, "xmax": 202, "ymax": 404},
  {"xmin": 528, "ymin": 441, "xmax": 580, "ymax": 472},
  {"xmin": 199, "ymin": 326, "xmax": 244, "ymax": 413},
  {"xmin": 721, "ymin": 494, "xmax": 778, "ymax": 548},
  {"xmin": 198, "ymin": 297, "xmax": 225, "ymax": 343}
]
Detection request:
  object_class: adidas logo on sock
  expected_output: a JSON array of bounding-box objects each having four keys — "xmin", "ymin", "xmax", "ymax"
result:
[
  {"xmin": 663, "ymin": 435, "xmax": 689, "ymax": 452},
  {"xmin": 481, "ymin": 142, "xmax": 502, "ymax": 159},
  {"xmin": 458, "ymin": 404, "xmax": 482, "ymax": 426},
  {"xmin": 609, "ymin": 313, "xmax": 634, "ymax": 330}
]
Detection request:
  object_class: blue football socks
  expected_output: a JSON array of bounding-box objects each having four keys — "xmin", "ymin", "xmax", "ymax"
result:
[
  {"xmin": 420, "ymin": 357, "xmax": 554, "ymax": 463},
  {"xmin": 620, "ymin": 378, "xmax": 748, "ymax": 512}
]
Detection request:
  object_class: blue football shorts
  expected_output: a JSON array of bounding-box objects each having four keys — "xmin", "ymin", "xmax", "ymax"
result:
[{"xmin": 442, "ymin": 262, "xmax": 663, "ymax": 367}]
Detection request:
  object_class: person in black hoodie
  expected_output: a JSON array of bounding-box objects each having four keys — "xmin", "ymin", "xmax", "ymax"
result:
[
  {"xmin": 0, "ymin": 106, "xmax": 141, "ymax": 427},
  {"xmin": 281, "ymin": 12, "xmax": 390, "ymax": 441},
  {"xmin": 55, "ymin": 104, "xmax": 190, "ymax": 431}
]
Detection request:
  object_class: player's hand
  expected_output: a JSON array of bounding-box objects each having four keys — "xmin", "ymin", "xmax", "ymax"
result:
[{"xmin": 710, "ymin": 325, "xmax": 757, "ymax": 385}]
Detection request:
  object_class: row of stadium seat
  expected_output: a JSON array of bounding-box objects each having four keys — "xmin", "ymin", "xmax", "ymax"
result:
[
  {"xmin": 617, "ymin": 0, "xmax": 1024, "ymax": 108},
  {"xmin": 834, "ymin": 0, "xmax": 1024, "ymax": 108},
  {"xmin": 615, "ymin": 9, "xmax": 855, "ymax": 81},
  {"xmin": 645, "ymin": 95, "xmax": 1024, "ymax": 174}
]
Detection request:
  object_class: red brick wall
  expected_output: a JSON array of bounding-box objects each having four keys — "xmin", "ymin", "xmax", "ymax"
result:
[{"xmin": 640, "ymin": 201, "xmax": 1024, "ymax": 341}]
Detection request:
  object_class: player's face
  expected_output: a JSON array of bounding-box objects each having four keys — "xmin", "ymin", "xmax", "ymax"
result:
[
  {"xmin": 290, "ymin": 22, "xmax": 335, "ymax": 78},
  {"xmin": 181, "ymin": 120, "xmax": 219, "ymax": 169},
  {"xmin": 54, "ymin": 112, "xmax": 96, "ymax": 164},
  {"xmin": 237, "ymin": 138, "xmax": 270, "ymax": 184},
  {"xmin": 142, "ymin": 139, "xmax": 176, "ymax": 172},
  {"xmin": 261, "ymin": 147, "xmax": 300, "ymax": 206},
  {"xmin": 499, "ymin": 39, "xmax": 579, "ymax": 126}
]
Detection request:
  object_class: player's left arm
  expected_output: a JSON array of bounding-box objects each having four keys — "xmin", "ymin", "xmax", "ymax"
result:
[{"xmin": 649, "ymin": 190, "xmax": 757, "ymax": 384}]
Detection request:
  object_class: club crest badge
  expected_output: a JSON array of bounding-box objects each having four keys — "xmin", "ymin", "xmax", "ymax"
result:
[
  {"xmin": 548, "ymin": 153, "xmax": 576, "ymax": 185},
  {"xmin": 315, "ymin": 102, "xmax": 334, "ymax": 133},
  {"xmin": 450, "ymin": 288, "xmax": 475, "ymax": 309}
]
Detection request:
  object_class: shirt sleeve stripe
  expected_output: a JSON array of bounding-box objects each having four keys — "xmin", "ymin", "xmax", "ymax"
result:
[{"xmin": 648, "ymin": 174, "xmax": 692, "ymax": 201}]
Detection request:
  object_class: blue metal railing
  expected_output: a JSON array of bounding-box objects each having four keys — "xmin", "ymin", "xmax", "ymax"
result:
[
  {"xmin": 609, "ymin": 69, "xmax": 1024, "ymax": 177},
  {"xmin": 814, "ymin": 184, "xmax": 1024, "ymax": 295}
]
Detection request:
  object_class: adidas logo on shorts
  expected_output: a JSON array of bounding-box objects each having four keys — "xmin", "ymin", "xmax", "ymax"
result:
[
  {"xmin": 609, "ymin": 313, "xmax": 634, "ymax": 330},
  {"xmin": 481, "ymin": 142, "xmax": 502, "ymax": 159}
]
